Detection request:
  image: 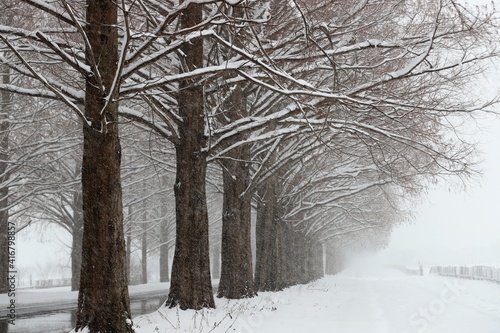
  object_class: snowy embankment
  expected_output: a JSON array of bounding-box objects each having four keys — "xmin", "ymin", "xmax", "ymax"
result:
[
  {"xmin": 133, "ymin": 266, "xmax": 500, "ymax": 333},
  {"xmin": 0, "ymin": 282, "xmax": 169, "ymax": 317}
]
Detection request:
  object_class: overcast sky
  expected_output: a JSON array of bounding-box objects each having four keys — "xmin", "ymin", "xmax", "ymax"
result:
[
  {"xmin": 380, "ymin": 112, "xmax": 500, "ymax": 267},
  {"xmin": 381, "ymin": 0, "xmax": 500, "ymax": 267}
]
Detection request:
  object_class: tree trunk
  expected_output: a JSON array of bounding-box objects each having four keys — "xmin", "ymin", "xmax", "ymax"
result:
[
  {"xmin": 76, "ymin": 0, "xmax": 132, "ymax": 331},
  {"xmin": 0, "ymin": 62, "xmax": 10, "ymax": 294},
  {"xmin": 305, "ymin": 241, "xmax": 324, "ymax": 282},
  {"xmin": 282, "ymin": 224, "xmax": 302, "ymax": 287},
  {"xmin": 325, "ymin": 242, "xmax": 343, "ymax": 275},
  {"xmin": 159, "ymin": 176, "xmax": 170, "ymax": 283},
  {"xmin": 217, "ymin": 144, "xmax": 255, "ymax": 299},
  {"xmin": 165, "ymin": 2, "xmax": 215, "ymax": 310},
  {"xmin": 254, "ymin": 177, "xmax": 285, "ymax": 292}
]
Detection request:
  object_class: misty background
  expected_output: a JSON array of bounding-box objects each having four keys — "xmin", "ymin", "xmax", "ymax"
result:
[{"xmin": 14, "ymin": 0, "xmax": 500, "ymax": 284}]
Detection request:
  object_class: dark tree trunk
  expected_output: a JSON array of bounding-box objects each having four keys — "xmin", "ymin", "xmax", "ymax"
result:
[
  {"xmin": 0, "ymin": 63, "xmax": 10, "ymax": 294},
  {"xmin": 71, "ymin": 189, "xmax": 83, "ymax": 291},
  {"xmin": 217, "ymin": 144, "xmax": 255, "ymax": 299},
  {"xmin": 75, "ymin": 0, "xmax": 132, "ymax": 332},
  {"xmin": 165, "ymin": 2, "xmax": 215, "ymax": 310},
  {"xmin": 254, "ymin": 177, "xmax": 285, "ymax": 292}
]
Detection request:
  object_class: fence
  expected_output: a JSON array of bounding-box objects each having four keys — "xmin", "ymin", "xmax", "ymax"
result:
[
  {"xmin": 429, "ymin": 265, "xmax": 500, "ymax": 284},
  {"xmin": 18, "ymin": 278, "xmax": 72, "ymax": 289}
]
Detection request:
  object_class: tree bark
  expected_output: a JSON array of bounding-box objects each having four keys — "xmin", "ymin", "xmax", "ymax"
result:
[
  {"xmin": 76, "ymin": 0, "xmax": 132, "ymax": 331},
  {"xmin": 254, "ymin": 176, "xmax": 285, "ymax": 292},
  {"xmin": 217, "ymin": 144, "xmax": 255, "ymax": 299},
  {"xmin": 0, "ymin": 61, "xmax": 10, "ymax": 294},
  {"xmin": 165, "ymin": 2, "xmax": 215, "ymax": 310}
]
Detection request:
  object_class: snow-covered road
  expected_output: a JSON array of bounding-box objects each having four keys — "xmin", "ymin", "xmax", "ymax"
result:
[
  {"xmin": 3, "ymin": 266, "xmax": 499, "ymax": 333},
  {"xmin": 321, "ymin": 268, "xmax": 500, "ymax": 333},
  {"xmin": 133, "ymin": 266, "xmax": 500, "ymax": 333}
]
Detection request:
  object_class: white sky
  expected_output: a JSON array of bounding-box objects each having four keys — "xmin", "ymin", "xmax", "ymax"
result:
[
  {"xmin": 380, "ymin": 113, "xmax": 500, "ymax": 267},
  {"xmin": 380, "ymin": 0, "xmax": 500, "ymax": 267}
]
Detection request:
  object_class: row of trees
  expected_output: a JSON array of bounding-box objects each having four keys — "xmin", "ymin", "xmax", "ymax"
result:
[{"xmin": 0, "ymin": 0, "xmax": 498, "ymax": 332}]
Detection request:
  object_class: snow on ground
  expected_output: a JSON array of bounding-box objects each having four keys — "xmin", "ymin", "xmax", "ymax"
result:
[
  {"xmin": 4, "ymin": 265, "xmax": 500, "ymax": 333},
  {"xmin": 133, "ymin": 265, "xmax": 500, "ymax": 333}
]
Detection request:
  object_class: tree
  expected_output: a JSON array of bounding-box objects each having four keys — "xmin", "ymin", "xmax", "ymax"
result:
[
  {"xmin": 76, "ymin": 0, "xmax": 132, "ymax": 331},
  {"xmin": 0, "ymin": 0, "xmax": 133, "ymax": 330},
  {"xmin": 165, "ymin": 2, "xmax": 215, "ymax": 309}
]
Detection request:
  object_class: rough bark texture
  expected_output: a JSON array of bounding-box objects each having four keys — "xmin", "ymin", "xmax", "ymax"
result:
[
  {"xmin": 75, "ymin": 0, "xmax": 132, "ymax": 332},
  {"xmin": 165, "ymin": 2, "xmax": 215, "ymax": 310},
  {"xmin": 217, "ymin": 144, "xmax": 255, "ymax": 299},
  {"xmin": 254, "ymin": 176, "xmax": 285, "ymax": 292},
  {"xmin": 0, "ymin": 63, "xmax": 10, "ymax": 294}
]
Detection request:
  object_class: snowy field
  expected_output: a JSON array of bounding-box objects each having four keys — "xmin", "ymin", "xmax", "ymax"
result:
[
  {"xmin": 4, "ymin": 264, "xmax": 500, "ymax": 333},
  {"xmin": 132, "ymin": 265, "xmax": 500, "ymax": 333}
]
